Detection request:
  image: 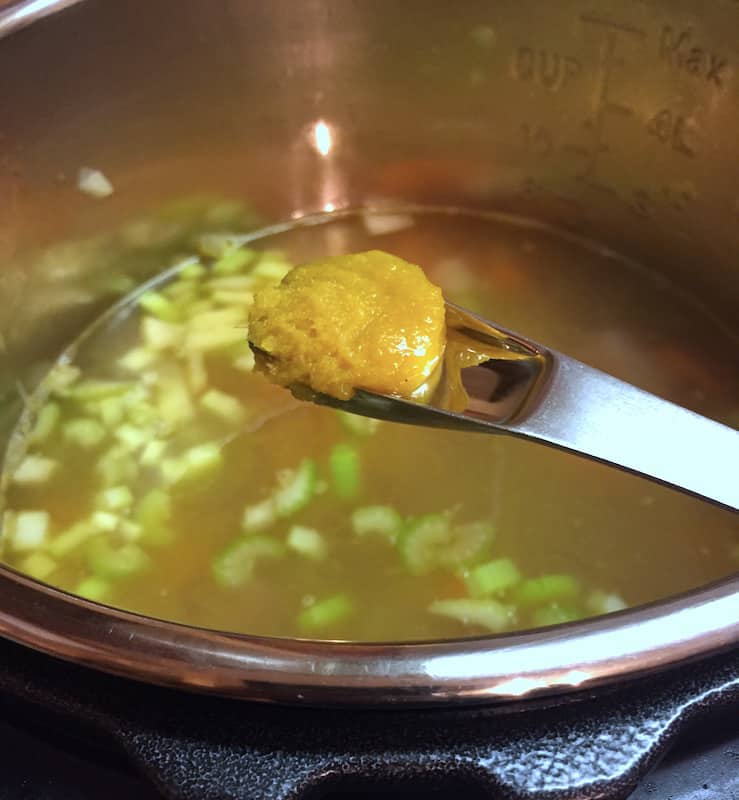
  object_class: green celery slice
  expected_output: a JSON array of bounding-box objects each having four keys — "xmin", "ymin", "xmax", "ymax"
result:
[
  {"xmin": 212, "ymin": 536, "xmax": 285, "ymax": 588},
  {"xmin": 62, "ymin": 418, "xmax": 107, "ymax": 449},
  {"xmin": 513, "ymin": 574, "xmax": 581, "ymax": 608},
  {"xmin": 273, "ymin": 459, "xmax": 317, "ymax": 517},
  {"xmin": 75, "ymin": 575, "xmax": 113, "ymax": 603},
  {"xmin": 139, "ymin": 290, "xmax": 181, "ymax": 322},
  {"xmin": 242, "ymin": 498, "xmax": 276, "ymax": 533},
  {"xmin": 335, "ymin": 409, "xmax": 381, "ymax": 437},
  {"xmin": 135, "ymin": 488, "xmax": 173, "ymax": 547},
  {"xmin": 428, "ymin": 597, "xmax": 514, "ymax": 633},
  {"xmin": 532, "ymin": 604, "xmax": 583, "ymax": 627},
  {"xmin": 21, "ymin": 552, "xmax": 57, "ymax": 581},
  {"xmin": 286, "ymin": 525, "xmax": 327, "ymax": 560},
  {"xmin": 12, "ymin": 455, "xmax": 58, "ymax": 485},
  {"xmin": 298, "ymin": 593, "xmax": 354, "ymax": 633},
  {"xmin": 351, "ymin": 505, "xmax": 403, "ymax": 543},
  {"xmin": 329, "ymin": 443, "xmax": 361, "ymax": 501},
  {"xmin": 86, "ymin": 537, "xmax": 151, "ymax": 580},
  {"xmin": 400, "ymin": 515, "xmax": 494, "ymax": 575},
  {"xmin": 28, "ymin": 402, "xmax": 60, "ymax": 444},
  {"xmin": 464, "ymin": 558, "xmax": 521, "ymax": 597},
  {"xmin": 212, "ymin": 248, "xmax": 253, "ymax": 275}
]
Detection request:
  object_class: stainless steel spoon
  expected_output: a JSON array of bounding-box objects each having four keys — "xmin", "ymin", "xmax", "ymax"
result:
[{"xmin": 278, "ymin": 302, "xmax": 738, "ymax": 512}]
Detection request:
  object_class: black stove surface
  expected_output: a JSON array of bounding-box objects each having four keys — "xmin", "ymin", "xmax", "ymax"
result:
[{"xmin": 1, "ymin": 693, "xmax": 737, "ymax": 800}]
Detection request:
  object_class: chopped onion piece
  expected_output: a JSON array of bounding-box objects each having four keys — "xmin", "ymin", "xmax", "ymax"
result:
[
  {"xmin": 9, "ymin": 510, "xmax": 51, "ymax": 551},
  {"xmin": 12, "ymin": 454, "xmax": 58, "ymax": 484},
  {"xmin": 77, "ymin": 167, "xmax": 114, "ymax": 198}
]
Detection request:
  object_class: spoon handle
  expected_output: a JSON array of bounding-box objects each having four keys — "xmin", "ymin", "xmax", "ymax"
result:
[{"xmin": 511, "ymin": 353, "xmax": 738, "ymax": 511}]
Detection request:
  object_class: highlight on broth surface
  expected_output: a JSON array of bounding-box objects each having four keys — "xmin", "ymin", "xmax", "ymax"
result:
[{"xmin": 0, "ymin": 208, "xmax": 737, "ymax": 641}]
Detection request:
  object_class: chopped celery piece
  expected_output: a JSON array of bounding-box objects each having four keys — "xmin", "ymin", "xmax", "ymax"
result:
[
  {"xmin": 64, "ymin": 379, "xmax": 132, "ymax": 402},
  {"xmin": 586, "ymin": 591, "xmax": 628, "ymax": 616},
  {"xmin": 274, "ymin": 459, "xmax": 317, "ymax": 517},
  {"xmin": 351, "ymin": 505, "xmax": 403, "ymax": 543},
  {"xmin": 156, "ymin": 364, "xmax": 194, "ymax": 426},
  {"xmin": 95, "ymin": 485, "xmax": 133, "ymax": 512},
  {"xmin": 97, "ymin": 396, "xmax": 126, "ymax": 428},
  {"xmin": 119, "ymin": 519, "xmax": 142, "ymax": 541},
  {"xmin": 251, "ymin": 257, "xmax": 291, "ymax": 283},
  {"xmin": 163, "ymin": 280, "xmax": 199, "ymax": 304},
  {"xmin": 188, "ymin": 307, "xmax": 246, "ymax": 330},
  {"xmin": 400, "ymin": 515, "xmax": 494, "ymax": 575},
  {"xmin": 185, "ymin": 299, "xmax": 214, "ymax": 319},
  {"xmin": 212, "ymin": 247, "xmax": 253, "ymax": 275},
  {"xmin": 141, "ymin": 316, "xmax": 183, "ymax": 350},
  {"xmin": 336, "ymin": 410, "xmax": 380, "ymax": 437},
  {"xmin": 8, "ymin": 510, "xmax": 50, "ymax": 551},
  {"xmin": 48, "ymin": 520, "xmax": 96, "ymax": 558},
  {"xmin": 86, "ymin": 537, "xmax": 151, "ymax": 581},
  {"xmin": 161, "ymin": 458, "xmax": 185, "ymax": 485},
  {"xmin": 28, "ymin": 402, "xmax": 60, "ymax": 444},
  {"xmin": 429, "ymin": 598, "xmax": 514, "ymax": 633},
  {"xmin": 184, "ymin": 326, "xmax": 245, "ymax": 352},
  {"xmin": 135, "ymin": 488, "xmax": 173, "ymax": 547},
  {"xmin": 114, "ymin": 424, "xmax": 149, "ymax": 452},
  {"xmin": 179, "ymin": 261, "xmax": 206, "ymax": 280},
  {"xmin": 211, "ymin": 289, "xmax": 255, "ymax": 307},
  {"xmin": 298, "ymin": 593, "xmax": 353, "ymax": 633},
  {"xmin": 211, "ymin": 535, "xmax": 285, "ymax": 588},
  {"xmin": 176, "ymin": 442, "xmax": 223, "ymax": 484},
  {"xmin": 141, "ymin": 439, "xmax": 167, "ymax": 467},
  {"xmin": 400, "ymin": 513, "xmax": 450, "ymax": 575},
  {"xmin": 287, "ymin": 525, "xmax": 327, "ymax": 561},
  {"xmin": 62, "ymin": 418, "xmax": 106, "ymax": 448},
  {"xmin": 186, "ymin": 350, "xmax": 208, "ymax": 394},
  {"xmin": 207, "ymin": 275, "xmax": 254, "ymax": 291},
  {"xmin": 118, "ymin": 346, "xmax": 159, "ymax": 372},
  {"xmin": 200, "ymin": 389, "xmax": 246, "ymax": 425},
  {"xmin": 45, "ymin": 362, "xmax": 80, "ymax": 394},
  {"xmin": 242, "ymin": 498, "xmax": 276, "ymax": 533},
  {"xmin": 96, "ymin": 446, "xmax": 137, "ymax": 486},
  {"xmin": 464, "ymin": 558, "xmax": 521, "ymax": 597},
  {"xmin": 21, "ymin": 551, "xmax": 57, "ymax": 581},
  {"xmin": 233, "ymin": 349, "xmax": 256, "ymax": 372},
  {"xmin": 125, "ymin": 399, "xmax": 159, "ymax": 427},
  {"xmin": 75, "ymin": 575, "xmax": 112, "ymax": 603},
  {"xmin": 90, "ymin": 510, "xmax": 121, "ymax": 532},
  {"xmin": 513, "ymin": 574, "xmax": 581, "ymax": 608},
  {"xmin": 532, "ymin": 604, "xmax": 582, "ymax": 627},
  {"xmin": 12, "ymin": 454, "xmax": 58, "ymax": 484},
  {"xmin": 139, "ymin": 290, "xmax": 181, "ymax": 322},
  {"xmin": 329, "ymin": 443, "xmax": 360, "ymax": 501},
  {"xmin": 198, "ymin": 233, "xmax": 245, "ymax": 259}
]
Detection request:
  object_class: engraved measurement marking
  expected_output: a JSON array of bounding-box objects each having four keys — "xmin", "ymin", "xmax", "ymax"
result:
[
  {"xmin": 647, "ymin": 109, "xmax": 699, "ymax": 157},
  {"xmin": 573, "ymin": 17, "xmax": 643, "ymax": 189},
  {"xmin": 659, "ymin": 27, "xmax": 729, "ymax": 88},
  {"xmin": 578, "ymin": 13, "xmax": 647, "ymax": 38},
  {"xmin": 511, "ymin": 47, "xmax": 583, "ymax": 91}
]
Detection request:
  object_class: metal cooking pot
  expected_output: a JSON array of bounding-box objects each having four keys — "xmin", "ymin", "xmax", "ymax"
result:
[{"xmin": 0, "ymin": 0, "xmax": 736, "ymax": 713}]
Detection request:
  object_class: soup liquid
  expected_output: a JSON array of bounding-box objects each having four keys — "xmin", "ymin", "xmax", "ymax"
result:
[{"xmin": 2, "ymin": 209, "xmax": 737, "ymax": 641}]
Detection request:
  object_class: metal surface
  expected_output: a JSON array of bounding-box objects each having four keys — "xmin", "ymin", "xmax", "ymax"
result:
[
  {"xmin": 0, "ymin": 0, "xmax": 736, "ymax": 707},
  {"xmin": 0, "ymin": 635, "xmax": 737, "ymax": 800},
  {"xmin": 320, "ymin": 302, "xmax": 739, "ymax": 510}
]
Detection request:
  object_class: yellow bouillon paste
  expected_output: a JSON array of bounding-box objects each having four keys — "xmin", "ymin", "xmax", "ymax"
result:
[{"xmin": 249, "ymin": 250, "xmax": 446, "ymax": 400}]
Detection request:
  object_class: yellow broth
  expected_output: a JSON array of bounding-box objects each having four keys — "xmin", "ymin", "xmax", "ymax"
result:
[{"xmin": 1, "ymin": 209, "xmax": 737, "ymax": 641}]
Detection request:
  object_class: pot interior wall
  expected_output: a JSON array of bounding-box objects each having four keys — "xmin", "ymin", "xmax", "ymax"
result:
[{"xmin": 0, "ymin": 0, "xmax": 737, "ymax": 492}]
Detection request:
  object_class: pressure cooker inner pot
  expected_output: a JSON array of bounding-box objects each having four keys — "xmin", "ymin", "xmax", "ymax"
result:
[{"xmin": 0, "ymin": 0, "xmax": 736, "ymax": 646}]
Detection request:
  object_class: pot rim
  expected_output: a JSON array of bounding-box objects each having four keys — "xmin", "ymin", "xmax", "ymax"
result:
[
  {"xmin": 0, "ymin": 0, "xmax": 736, "ymax": 708},
  {"xmin": 0, "ymin": 564, "xmax": 736, "ymax": 706}
]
